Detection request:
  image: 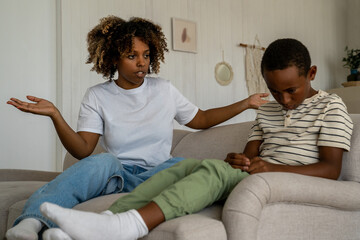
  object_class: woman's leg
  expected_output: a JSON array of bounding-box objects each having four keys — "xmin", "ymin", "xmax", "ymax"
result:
[{"xmin": 6, "ymin": 153, "xmax": 124, "ymax": 240}]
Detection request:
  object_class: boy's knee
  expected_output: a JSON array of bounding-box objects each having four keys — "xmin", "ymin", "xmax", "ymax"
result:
[
  {"xmin": 178, "ymin": 158, "xmax": 201, "ymax": 168},
  {"xmin": 181, "ymin": 158, "xmax": 198, "ymax": 164},
  {"xmin": 167, "ymin": 158, "xmax": 201, "ymax": 175},
  {"xmin": 200, "ymin": 159, "xmax": 224, "ymax": 168},
  {"xmin": 198, "ymin": 159, "xmax": 233, "ymax": 176}
]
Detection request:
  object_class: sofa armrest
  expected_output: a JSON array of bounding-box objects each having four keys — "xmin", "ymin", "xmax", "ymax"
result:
[
  {"xmin": 0, "ymin": 169, "xmax": 61, "ymax": 182},
  {"xmin": 222, "ymin": 172, "xmax": 360, "ymax": 240}
]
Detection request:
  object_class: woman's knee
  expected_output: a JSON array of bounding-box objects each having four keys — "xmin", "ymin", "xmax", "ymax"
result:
[{"xmin": 81, "ymin": 153, "xmax": 121, "ymax": 169}]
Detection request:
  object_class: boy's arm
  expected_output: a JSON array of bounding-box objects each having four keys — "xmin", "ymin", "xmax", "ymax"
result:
[{"xmin": 248, "ymin": 146, "xmax": 344, "ymax": 180}]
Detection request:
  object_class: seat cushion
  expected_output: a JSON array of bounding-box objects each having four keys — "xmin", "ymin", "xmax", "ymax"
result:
[
  {"xmin": 1, "ymin": 181, "xmax": 48, "ymax": 236},
  {"xmin": 142, "ymin": 203, "xmax": 226, "ymax": 240},
  {"xmin": 74, "ymin": 194, "xmax": 227, "ymax": 240},
  {"xmin": 8, "ymin": 193, "xmax": 226, "ymax": 240}
]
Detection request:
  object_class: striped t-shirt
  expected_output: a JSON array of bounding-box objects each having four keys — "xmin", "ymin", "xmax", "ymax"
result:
[{"xmin": 248, "ymin": 90, "xmax": 353, "ymax": 166}]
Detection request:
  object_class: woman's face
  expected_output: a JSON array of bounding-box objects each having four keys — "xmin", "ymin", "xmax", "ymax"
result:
[{"xmin": 115, "ymin": 37, "xmax": 150, "ymax": 89}]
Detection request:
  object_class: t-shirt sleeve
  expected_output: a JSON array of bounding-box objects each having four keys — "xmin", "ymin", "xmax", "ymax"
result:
[
  {"xmin": 76, "ymin": 88, "xmax": 104, "ymax": 135},
  {"xmin": 247, "ymin": 115, "xmax": 263, "ymax": 142},
  {"xmin": 318, "ymin": 98, "xmax": 353, "ymax": 151},
  {"xmin": 170, "ymin": 84, "xmax": 199, "ymax": 125}
]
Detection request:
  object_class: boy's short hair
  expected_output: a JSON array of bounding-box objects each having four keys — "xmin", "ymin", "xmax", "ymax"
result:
[{"xmin": 261, "ymin": 38, "xmax": 311, "ymax": 77}]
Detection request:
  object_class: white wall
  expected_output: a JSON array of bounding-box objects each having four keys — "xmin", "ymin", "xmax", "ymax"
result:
[
  {"xmin": 60, "ymin": 0, "xmax": 351, "ymax": 132},
  {"xmin": 0, "ymin": 0, "xmax": 57, "ymax": 171},
  {"xmin": 1, "ymin": 0, "xmax": 358, "ymax": 171},
  {"xmin": 347, "ymin": 0, "xmax": 360, "ymax": 50}
]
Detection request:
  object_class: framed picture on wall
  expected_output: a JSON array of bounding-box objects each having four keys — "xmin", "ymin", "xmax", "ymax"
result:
[{"xmin": 171, "ymin": 18, "xmax": 197, "ymax": 53}]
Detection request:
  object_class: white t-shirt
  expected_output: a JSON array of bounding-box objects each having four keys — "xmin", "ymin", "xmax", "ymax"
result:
[{"xmin": 77, "ymin": 77, "xmax": 198, "ymax": 169}]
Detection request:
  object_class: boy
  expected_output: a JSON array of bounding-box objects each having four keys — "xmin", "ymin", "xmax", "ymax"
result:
[{"xmin": 38, "ymin": 38, "xmax": 353, "ymax": 240}]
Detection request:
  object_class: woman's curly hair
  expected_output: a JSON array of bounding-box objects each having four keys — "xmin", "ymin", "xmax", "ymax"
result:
[{"xmin": 86, "ymin": 16, "xmax": 168, "ymax": 80}]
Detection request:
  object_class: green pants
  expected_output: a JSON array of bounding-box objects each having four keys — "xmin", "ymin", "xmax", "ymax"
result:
[{"xmin": 108, "ymin": 158, "xmax": 249, "ymax": 220}]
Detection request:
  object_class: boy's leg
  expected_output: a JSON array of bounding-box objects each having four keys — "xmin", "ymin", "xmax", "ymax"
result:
[
  {"xmin": 108, "ymin": 158, "xmax": 201, "ymax": 213},
  {"xmin": 153, "ymin": 159, "xmax": 249, "ymax": 220},
  {"xmin": 136, "ymin": 157, "xmax": 185, "ymax": 180},
  {"xmin": 121, "ymin": 157, "xmax": 185, "ymax": 192}
]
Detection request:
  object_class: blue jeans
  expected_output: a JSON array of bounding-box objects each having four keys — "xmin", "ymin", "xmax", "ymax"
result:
[{"xmin": 13, "ymin": 153, "xmax": 184, "ymax": 228}]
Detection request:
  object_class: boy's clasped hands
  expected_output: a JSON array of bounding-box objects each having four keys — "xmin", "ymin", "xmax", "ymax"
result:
[{"xmin": 225, "ymin": 152, "xmax": 277, "ymax": 174}]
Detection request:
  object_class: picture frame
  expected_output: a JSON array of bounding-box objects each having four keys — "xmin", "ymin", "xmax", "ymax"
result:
[{"xmin": 171, "ymin": 18, "xmax": 197, "ymax": 53}]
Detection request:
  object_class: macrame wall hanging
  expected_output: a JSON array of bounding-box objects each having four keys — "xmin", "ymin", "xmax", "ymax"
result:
[{"xmin": 239, "ymin": 35, "xmax": 270, "ymax": 99}]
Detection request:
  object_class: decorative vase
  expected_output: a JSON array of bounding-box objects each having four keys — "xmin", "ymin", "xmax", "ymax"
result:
[{"xmin": 347, "ymin": 69, "xmax": 360, "ymax": 81}]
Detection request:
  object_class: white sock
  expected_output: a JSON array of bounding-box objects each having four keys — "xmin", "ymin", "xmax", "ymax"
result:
[
  {"xmin": 40, "ymin": 202, "xmax": 148, "ymax": 240},
  {"xmin": 100, "ymin": 210, "xmax": 114, "ymax": 216},
  {"xmin": 6, "ymin": 218, "xmax": 43, "ymax": 240},
  {"xmin": 42, "ymin": 228, "xmax": 73, "ymax": 240}
]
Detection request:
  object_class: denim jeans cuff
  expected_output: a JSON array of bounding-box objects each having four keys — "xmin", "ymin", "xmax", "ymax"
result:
[
  {"xmin": 13, "ymin": 213, "xmax": 57, "ymax": 228},
  {"xmin": 102, "ymin": 174, "xmax": 124, "ymax": 195}
]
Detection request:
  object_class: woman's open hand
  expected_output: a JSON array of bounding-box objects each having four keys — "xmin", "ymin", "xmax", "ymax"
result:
[
  {"xmin": 247, "ymin": 93, "xmax": 269, "ymax": 109},
  {"xmin": 7, "ymin": 96, "xmax": 58, "ymax": 118}
]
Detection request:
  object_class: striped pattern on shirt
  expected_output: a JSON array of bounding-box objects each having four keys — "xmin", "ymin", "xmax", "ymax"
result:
[{"xmin": 248, "ymin": 90, "xmax": 353, "ymax": 166}]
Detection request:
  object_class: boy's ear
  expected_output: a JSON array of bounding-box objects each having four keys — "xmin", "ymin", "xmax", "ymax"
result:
[{"xmin": 308, "ymin": 65, "xmax": 317, "ymax": 81}]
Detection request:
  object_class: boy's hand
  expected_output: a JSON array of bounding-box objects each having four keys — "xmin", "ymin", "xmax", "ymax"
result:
[
  {"xmin": 247, "ymin": 93, "xmax": 269, "ymax": 109},
  {"xmin": 248, "ymin": 156, "xmax": 277, "ymax": 174},
  {"xmin": 224, "ymin": 152, "xmax": 250, "ymax": 171}
]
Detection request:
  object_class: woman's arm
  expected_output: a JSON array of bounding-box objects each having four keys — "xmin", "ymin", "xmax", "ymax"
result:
[
  {"xmin": 185, "ymin": 93, "xmax": 268, "ymax": 129},
  {"xmin": 7, "ymin": 96, "xmax": 99, "ymax": 159}
]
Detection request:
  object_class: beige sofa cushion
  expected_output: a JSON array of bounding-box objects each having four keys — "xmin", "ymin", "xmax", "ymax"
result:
[
  {"xmin": 74, "ymin": 195, "xmax": 227, "ymax": 240},
  {"xmin": 340, "ymin": 114, "xmax": 360, "ymax": 182},
  {"xmin": 72, "ymin": 194, "xmax": 226, "ymax": 240},
  {"xmin": 171, "ymin": 122, "xmax": 254, "ymax": 160},
  {"xmin": 1, "ymin": 181, "xmax": 47, "ymax": 235}
]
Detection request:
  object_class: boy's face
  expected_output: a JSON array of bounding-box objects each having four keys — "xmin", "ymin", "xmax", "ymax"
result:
[{"xmin": 263, "ymin": 65, "xmax": 317, "ymax": 110}]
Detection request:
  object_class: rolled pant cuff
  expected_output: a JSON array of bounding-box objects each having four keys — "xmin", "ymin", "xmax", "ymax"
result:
[{"xmin": 153, "ymin": 197, "xmax": 178, "ymax": 221}]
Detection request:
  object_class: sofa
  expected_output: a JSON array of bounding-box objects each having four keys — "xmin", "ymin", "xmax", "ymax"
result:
[
  {"xmin": 327, "ymin": 86, "xmax": 360, "ymax": 114},
  {"xmin": 1, "ymin": 114, "xmax": 360, "ymax": 240}
]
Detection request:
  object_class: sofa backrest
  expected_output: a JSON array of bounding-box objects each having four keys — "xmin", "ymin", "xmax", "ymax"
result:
[
  {"xmin": 62, "ymin": 121, "xmax": 253, "ymax": 171},
  {"xmin": 63, "ymin": 114, "xmax": 360, "ymax": 183},
  {"xmin": 171, "ymin": 121, "xmax": 254, "ymax": 160},
  {"xmin": 339, "ymin": 114, "xmax": 360, "ymax": 182}
]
